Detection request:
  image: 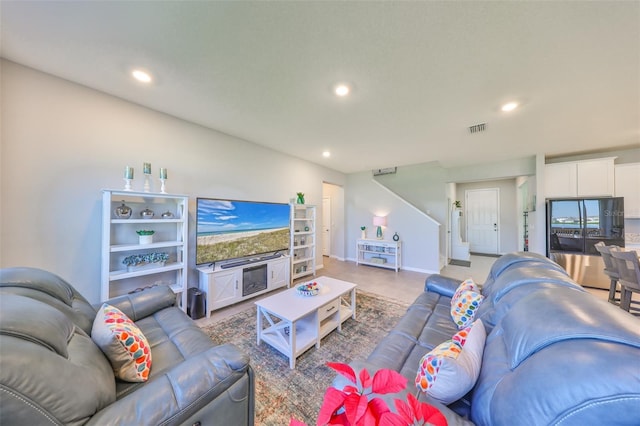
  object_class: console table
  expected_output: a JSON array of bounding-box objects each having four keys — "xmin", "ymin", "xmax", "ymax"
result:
[{"xmin": 355, "ymin": 239, "xmax": 401, "ymax": 271}]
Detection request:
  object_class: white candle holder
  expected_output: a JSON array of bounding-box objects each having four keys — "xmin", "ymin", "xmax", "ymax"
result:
[
  {"xmin": 159, "ymin": 178, "xmax": 167, "ymax": 194},
  {"xmin": 143, "ymin": 175, "xmax": 151, "ymax": 193},
  {"xmin": 123, "ymin": 178, "xmax": 133, "ymax": 191}
]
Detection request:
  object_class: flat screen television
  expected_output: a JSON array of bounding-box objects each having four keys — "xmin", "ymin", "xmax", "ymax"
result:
[{"xmin": 196, "ymin": 198, "xmax": 290, "ymax": 265}]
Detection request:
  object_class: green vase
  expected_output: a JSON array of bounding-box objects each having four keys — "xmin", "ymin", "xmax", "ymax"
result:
[{"xmin": 296, "ymin": 195, "xmax": 305, "ymax": 204}]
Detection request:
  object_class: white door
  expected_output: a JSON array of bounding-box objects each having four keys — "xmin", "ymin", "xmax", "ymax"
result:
[
  {"xmin": 466, "ymin": 188, "xmax": 499, "ymax": 254},
  {"xmin": 322, "ymin": 197, "xmax": 331, "ymax": 256}
]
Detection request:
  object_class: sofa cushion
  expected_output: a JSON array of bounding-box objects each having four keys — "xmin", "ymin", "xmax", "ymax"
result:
[
  {"xmin": 0, "ymin": 294, "xmax": 116, "ymax": 424},
  {"xmin": 0, "ymin": 267, "xmax": 97, "ymax": 334},
  {"xmin": 92, "ymin": 303, "xmax": 152, "ymax": 382},
  {"xmin": 475, "ymin": 265, "xmax": 583, "ymax": 332},
  {"xmin": 472, "ymin": 287, "xmax": 640, "ymax": 426},
  {"xmin": 415, "ymin": 320, "xmax": 486, "ymax": 404},
  {"xmin": 115, "ymin": 304, "xmax": 220, "ymax": 399},
  {"xmin": 502, "ymin": 288, "xmax": 640, "ymax": 369}
]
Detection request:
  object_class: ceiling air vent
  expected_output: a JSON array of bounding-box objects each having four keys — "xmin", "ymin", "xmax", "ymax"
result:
[
  {"xmin": 372, "ymin": 167, "xmax": 397, "ymax": 176},
  {"xmin": 468, "ymin": 123, "xmax": 487, "ymax": 134}
]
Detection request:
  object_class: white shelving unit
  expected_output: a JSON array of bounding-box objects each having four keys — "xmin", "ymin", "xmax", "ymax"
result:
[
  {"xmin": 356, "ymin": 238, "xmax": 401, "ymax": 272},
  {"xmin": 290, "ymin": 204, "xmax": 316, "ymax": 283},
  {"xmin": 101, "ymin": 190, "xmax": 188, "ymax": 311}
]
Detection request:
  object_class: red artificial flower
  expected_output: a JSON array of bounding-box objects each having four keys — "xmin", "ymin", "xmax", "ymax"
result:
[{"xmin": 313, "ymin": 362, "xmax": 447, "ymax": 426}]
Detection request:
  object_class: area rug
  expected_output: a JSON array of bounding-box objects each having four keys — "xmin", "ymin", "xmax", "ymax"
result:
[
  {"xmin": 449, "ymin": 259, "xmax": 471, "ymax": 267},
  {"xmin": 202, "ymin": 290, "xmax": 410, "ymax": 425}
]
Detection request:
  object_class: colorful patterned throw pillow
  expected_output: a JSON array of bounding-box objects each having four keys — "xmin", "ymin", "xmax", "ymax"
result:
[
  {"xmin": 452, "ymin": 278, "xmax": 479, "ymax": 302},
  {"xmin": 415, "ymin": 320, "xmax": 486, "ymax": 404},
  {"xmin": 451, "ymin": 289, "xmax": 484, "ymax": 329},
  {"xmin": 91, "ymin": 303, "xmax": 152, "ymax": 382}
]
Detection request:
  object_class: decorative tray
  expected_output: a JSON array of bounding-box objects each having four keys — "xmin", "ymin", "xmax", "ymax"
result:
[{"xmin": 296, "ymin": 281, "xmax": 320, "ymax": 297}]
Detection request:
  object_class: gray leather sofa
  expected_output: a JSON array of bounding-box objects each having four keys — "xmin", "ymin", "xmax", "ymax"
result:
[
  {"xmin": 347, "ymin": 252, "xmax": 640, "ymax": 425},
  {"xmin": 0, "ymin": 267, "xmax": 254, "ymax": 426}
]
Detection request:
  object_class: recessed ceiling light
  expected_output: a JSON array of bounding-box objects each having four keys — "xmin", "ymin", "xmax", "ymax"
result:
[
  {"xmin": 322, "ymin": 151, "xmax": 331, "ymax": 158},
  {"xmin": 132, "ymin": 69, "xmax": 152, "ymax": 83},
  {"xmin": 501, "ymin": 102, "xmax": 518, "ymax": 112},
  {"xmin": 334, "ymin": 84, "xmax": 350, "ymax": 97}
]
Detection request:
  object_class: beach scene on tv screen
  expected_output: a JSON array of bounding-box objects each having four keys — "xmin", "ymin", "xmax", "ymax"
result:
[{"xmin": 196, "ymin": 199, "xmax": 290, "ymax": 264}]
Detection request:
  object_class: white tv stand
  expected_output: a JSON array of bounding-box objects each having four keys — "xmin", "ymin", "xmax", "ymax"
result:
[{"xmin": 197, "ymin": 254, "xmax": 290, "ymax": 317}]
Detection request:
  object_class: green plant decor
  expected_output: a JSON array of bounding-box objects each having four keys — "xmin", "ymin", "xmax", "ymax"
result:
[
  {"xmin": 122, "ymin": 252, "xmax": 168, "ymax": 266},
  {"xmin": 296, "ymin": 192, "xmax": 305, "ymax": 204},
  {"xmin": 136, "ymin": 230, "xmax": 155, "ymax": 236},
  {"xmin": 454, "ymin": 201, "xmax": 462, "ymax": 209}
]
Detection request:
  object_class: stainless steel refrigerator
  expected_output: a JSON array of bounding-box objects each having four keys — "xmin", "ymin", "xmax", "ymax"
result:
[{"xmin": 547, "ymin": 197, "xmax": 625, "ymax": 289}]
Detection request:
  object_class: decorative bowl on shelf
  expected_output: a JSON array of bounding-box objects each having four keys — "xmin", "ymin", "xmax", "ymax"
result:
[
  {"xmin": 296, "ymin": 281, "xmax": 320, "ymax": 297},
  {"xmin": 161, "ymin": 210, "xmax": 175, "ymax": 219}
]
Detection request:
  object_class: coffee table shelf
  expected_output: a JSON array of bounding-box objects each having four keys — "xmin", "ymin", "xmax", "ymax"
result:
[
  {"xmin": 259, "ymin": 315, "xmax": 317, "ymax": 359},
  {"xmin": 255, "ymin": 276, "xmax": 357, "ymax": 368}
]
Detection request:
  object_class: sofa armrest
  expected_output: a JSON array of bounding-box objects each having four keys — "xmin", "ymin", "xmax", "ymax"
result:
[
  {"xmin": 86, "ymin": 343, "xmax": 251, "ymax": 426},
  {"xmin": 425, "ymin": 274, "xmax": 461, "ymax": 297},
  {"xmin": 102, "ymin": 285, "xmax": 176, "ymax": 321}
]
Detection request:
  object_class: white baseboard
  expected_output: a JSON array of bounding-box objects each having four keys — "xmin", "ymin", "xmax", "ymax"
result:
[{"xmin": 342, "ymin": 257, "xmax": 437, "ymax": 275}]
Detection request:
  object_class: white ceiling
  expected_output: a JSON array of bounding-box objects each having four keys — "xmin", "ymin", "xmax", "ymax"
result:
[{"xmin": 1, "ymin": 1, "xmax": 639, "ymax": 173}]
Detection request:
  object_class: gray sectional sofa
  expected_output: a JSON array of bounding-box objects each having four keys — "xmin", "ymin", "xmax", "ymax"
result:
[
  {"xmin": 349, "ymin": 252, "xmax": 640, "ymax": 425},
  {"xmin": 0, "ymin": 267, "xmax": 254, "ymax": 426}
]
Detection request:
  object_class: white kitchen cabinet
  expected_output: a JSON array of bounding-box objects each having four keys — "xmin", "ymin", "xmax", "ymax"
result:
[
  {"xmin": 576, "ymin": 158, "xmax": 615, "ymax": 197},
  {"xmin": 545, "ymin": 157, "xmax": 616, "ymax": 198},
  {"xmin": 615, "ymin": 163, "xmax": 640, "ymax": 218},
  {"xmin": 545, "ymin": 162, "xmax": 577, "ymax": 198}
]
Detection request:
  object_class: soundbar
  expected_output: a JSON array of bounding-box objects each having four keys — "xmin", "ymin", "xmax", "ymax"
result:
[{"xmin": 219, "ymin": 252, "xmax": 282, "ymax": 269}]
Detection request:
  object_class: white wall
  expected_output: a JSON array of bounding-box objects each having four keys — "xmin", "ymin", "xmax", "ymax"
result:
[
  {"xmin": 0, "ymin": 60, "xmax": 345, "ymax": 303},
  {"xmin": 345, "ymin": 171, "xmax": 440, "ymax": 273}
]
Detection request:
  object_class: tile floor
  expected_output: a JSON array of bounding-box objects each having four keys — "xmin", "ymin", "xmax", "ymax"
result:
[{"xmin": 194, "ymin": 254, "xmax": 638, "ymax": 327}]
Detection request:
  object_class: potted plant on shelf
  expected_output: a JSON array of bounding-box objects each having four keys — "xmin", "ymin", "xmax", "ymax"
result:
[
  {"xmin": 136, "ymin": 230, "xmax": 155, "ymax": 244},
  {"xmin": 122, "ymin": 252, "xmax": 169, "ymax": 272},
  {"xmin": 296, "ymin": 192, "xmax": 305, "ymax": 204},
  {"xmin": 360, "ymin": 226, "xmax": 366, "ymax": 239}
]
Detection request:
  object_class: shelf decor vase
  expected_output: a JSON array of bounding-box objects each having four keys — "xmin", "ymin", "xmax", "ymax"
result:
[
  {"xmin": 361, "ymin": 230, "xmax": 366, "ymax": 239},
  {"xmin": 139, "ymin": 235, "xmax": 153, "ymax": 244},
  {"xmin": 114, "ymin": 201, "xmax": 132, "ymax": 219},
  {"xmin": 296, "ymin": 193, "xmax": 305, "ymax": 204},
  {"xmin": 136, "ymin": 230, "xmax": 155, "ymax": 244},
  {"xmin": 140, "ymin": 208, "xmax": 155, "ymax": 218}
]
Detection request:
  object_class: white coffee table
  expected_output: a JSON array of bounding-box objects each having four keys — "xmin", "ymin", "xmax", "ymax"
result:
[{"xmin": 255, "ymin": 276, "xmax": 357, "ymax": 368}]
